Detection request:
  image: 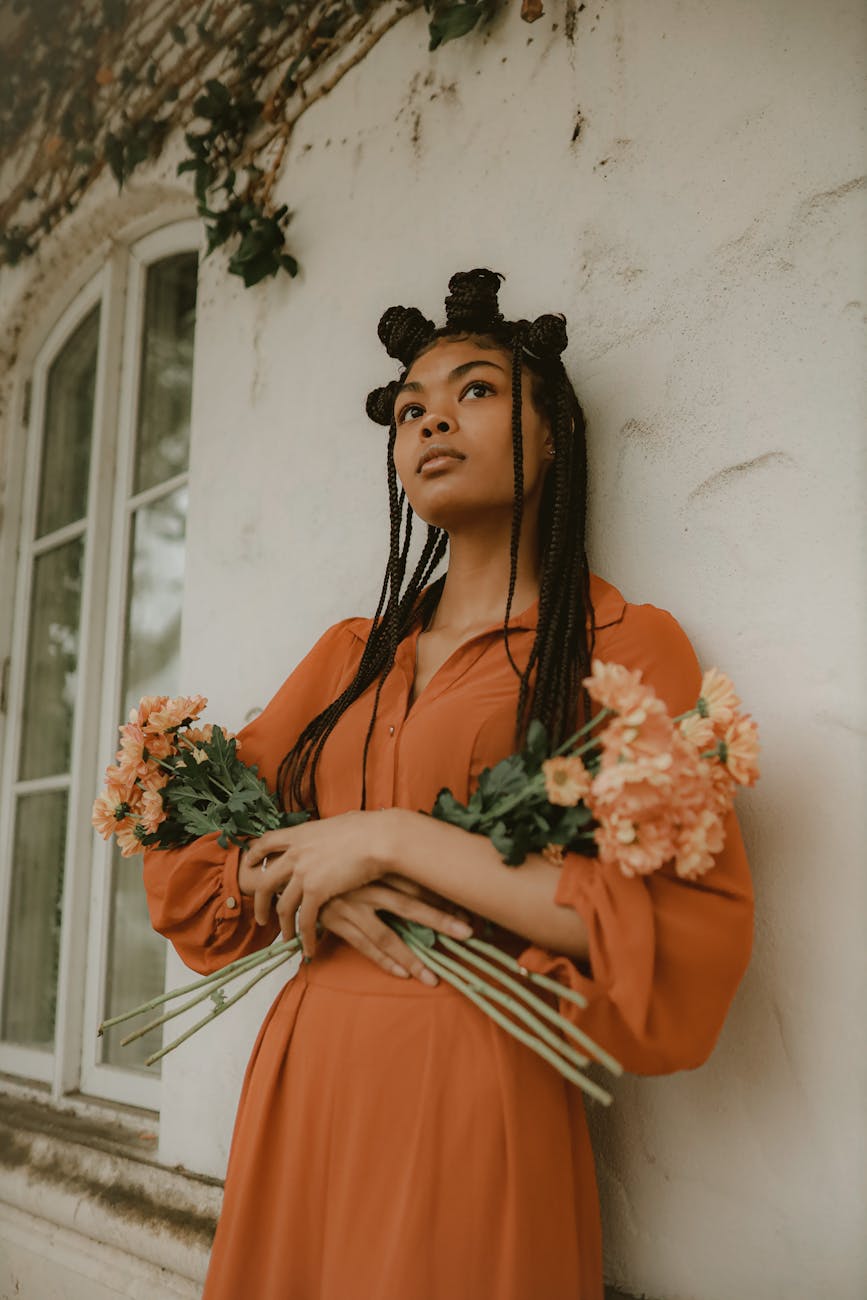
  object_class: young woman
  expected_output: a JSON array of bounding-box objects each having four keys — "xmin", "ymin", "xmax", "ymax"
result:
[{"xmin": 143, "ymin": 269, "xmax": 753, "ymax": 1299}]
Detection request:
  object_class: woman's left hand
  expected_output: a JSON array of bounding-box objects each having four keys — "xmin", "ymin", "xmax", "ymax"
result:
[{"xmin": 239, "ymin": 810, "xmax": 396, "ymax": 957}]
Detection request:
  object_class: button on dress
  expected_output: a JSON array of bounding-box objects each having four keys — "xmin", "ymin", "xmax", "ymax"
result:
[{"xmin": 142, "ymin": 573, "xmax": 754, "ymax": 1300}]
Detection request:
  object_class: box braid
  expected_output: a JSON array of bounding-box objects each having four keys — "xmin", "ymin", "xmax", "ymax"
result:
[{"xmin": 276, "ymin": 269, "xmax": 596, "ymax": 817}]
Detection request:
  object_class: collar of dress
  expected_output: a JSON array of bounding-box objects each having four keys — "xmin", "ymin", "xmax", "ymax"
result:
[{"xmin": 345, "ymin": 571, "xmax": 627, "ymax": 644}]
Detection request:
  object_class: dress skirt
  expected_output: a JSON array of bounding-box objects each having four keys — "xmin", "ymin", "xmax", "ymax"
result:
[{"xmin": 201, "ymin": 933, "xmax": 604, "ymax": 1300}]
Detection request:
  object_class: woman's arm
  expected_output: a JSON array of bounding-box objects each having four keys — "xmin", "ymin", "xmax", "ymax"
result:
[{"xmin": 243, "ymin": 808, "xmax": 589, "ymax": 962}]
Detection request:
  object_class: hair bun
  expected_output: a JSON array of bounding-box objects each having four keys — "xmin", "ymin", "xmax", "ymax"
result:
[
  {"xmin": 444, "ymin": 268, "xmax": 505, "ymax": 331},
  {"xmin": 525, "ymin": 312, "xmax": 568, "ymax": 360},
  {"xmin": 377, "ymin": 305, "xmax": 435, "ymax": 366},
  {"xmin": 365, "ymin": 382, "xmax": 398, "ymax": 426}
]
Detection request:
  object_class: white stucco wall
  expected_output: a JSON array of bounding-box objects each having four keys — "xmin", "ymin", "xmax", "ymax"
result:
[{"xmin": 1, "ymin": 1, "xmax": 865, "ymax": 1297}]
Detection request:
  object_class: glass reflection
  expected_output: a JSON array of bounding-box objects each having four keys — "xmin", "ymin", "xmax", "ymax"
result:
[
  {"xmin": 101, "ymin": 845, "xmax": 167, "ymax": 1068},
  {"xmin": 134, "ymin": 253, "xmax": 198, "ymax": 495},
  {"xmin": 2, "ymin": 790, "xmax": 68, "ymax": 1048},
  {"xmin": 37, "ymin": 305, "xmax": 100, "ymax": 538},
  {"xmin": 19, "ymin": 540, "xmax": 83, "ymax": 781}
]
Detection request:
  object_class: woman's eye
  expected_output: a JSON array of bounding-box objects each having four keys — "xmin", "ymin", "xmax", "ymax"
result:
[
  {"xmin": 398, "ymin": 403, "xmax": 424, "ymax": 423},
  {"xmin": 463, "ymin": 381, "xmax": 494, "ymax": 400}
]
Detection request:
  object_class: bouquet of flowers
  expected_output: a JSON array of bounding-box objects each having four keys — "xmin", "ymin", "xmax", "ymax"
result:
[{"xmin": 93, "ymin": 664, "xmax": 759, "ymax": 1104}]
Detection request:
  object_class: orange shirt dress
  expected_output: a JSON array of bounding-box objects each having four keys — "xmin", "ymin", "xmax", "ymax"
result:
[{"xmin": 143, "ymin": 573, "xmax": 754, "ymax": 1300}]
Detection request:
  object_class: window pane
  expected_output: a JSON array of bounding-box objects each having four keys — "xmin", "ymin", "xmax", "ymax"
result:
[
  {"xmin": 133, "ymin": 253, "xmax": 197, "ymax": 495},
  {"xmin": 36, "ymin": 305, "xmax": 100, "ymax": 538},
  {"xmin": 102, "ymin": 484, "xmax": 188, "ymax": 1071},
  {"xmin": 2, "ymin": 790, "xmax": 68, "ymax": 1047},
  {"xmin": 19, "ymin": 539, "xmax": 84, "ymax": 781},
  {"xmin": 120, "ymin": 486, "xmax": 188, "ymax": 717},
  {"xmin": 100, "ymin": 846, "xmax": 167, "ymax": 1069}
]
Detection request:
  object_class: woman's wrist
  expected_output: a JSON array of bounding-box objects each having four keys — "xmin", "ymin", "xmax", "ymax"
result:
[{"xmin": 371, "ymin": 807, "xmax": 420, "ymax": 878}]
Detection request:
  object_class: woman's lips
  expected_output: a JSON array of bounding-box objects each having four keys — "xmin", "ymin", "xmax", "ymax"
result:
[{"xmin": 419, "ymin": 454, "xmax": 463, "ymax": 475}]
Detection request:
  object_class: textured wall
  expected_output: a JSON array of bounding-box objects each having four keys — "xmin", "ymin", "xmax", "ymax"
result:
[{"xmin": 0, "ymin": 2, "xmax": 864, "ymax": 1297}]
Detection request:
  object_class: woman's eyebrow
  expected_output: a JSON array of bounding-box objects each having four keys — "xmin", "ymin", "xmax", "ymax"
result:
[{"xmin": 395, "ymin": 359, "xmax": 506, "ymax": 397}]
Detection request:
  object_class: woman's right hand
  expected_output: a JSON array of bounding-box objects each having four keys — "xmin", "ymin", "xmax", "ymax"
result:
[{"xmin": 317, "ymin": 881, "xmax": 474, "ymax": 986}]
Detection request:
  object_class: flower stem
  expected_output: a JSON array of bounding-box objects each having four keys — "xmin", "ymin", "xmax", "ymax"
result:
[
  {"xmin": 98, "ymin": 936, "xmax": 301, "ymax": 1034},
  {"xmin": 419, "ymin": 936, "xmax": 593, "ymax": 1073},
  {"xmin": 144, "ymin": 948, "xmax": 297, "ymax": 1067},
  {"xmin": 118, "ymin": 937, "xmax": 302, "ymax": 1046},
  {"xmin": 400, "ymin": 931, "xmax": 612, "ymax": 1105},
  {"xmin": 551, "ymin": 708, "xmax": 612, "ymax": 756},
  {"xmin": 457, "ymin": 937, "xmax": 622, "ymax": 1076}
]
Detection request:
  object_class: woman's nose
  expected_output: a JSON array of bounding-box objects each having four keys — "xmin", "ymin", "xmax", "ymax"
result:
[{"xmin": 421, "ymin": 415, "xmax": 453, "ymax": 437}]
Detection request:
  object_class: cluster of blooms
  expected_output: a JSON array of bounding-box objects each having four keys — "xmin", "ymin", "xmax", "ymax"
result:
[
  {"xmin": 91, "ymin": 695, "xmax": 233, "ymax": 857},
  {"xmin": 541, "ymin": 665, "xmax": 760, "ymax": 879}
]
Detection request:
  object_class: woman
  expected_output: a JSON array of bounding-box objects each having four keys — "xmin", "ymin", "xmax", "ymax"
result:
[{"xmin": 143, "ymin": 269, "xmax": 754, "ymax": 1299}]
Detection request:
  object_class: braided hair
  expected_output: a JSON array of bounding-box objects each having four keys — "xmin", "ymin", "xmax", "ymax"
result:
[{"xmin": 277, "ymin": 268, "xmax": 596, "ymax": 816}]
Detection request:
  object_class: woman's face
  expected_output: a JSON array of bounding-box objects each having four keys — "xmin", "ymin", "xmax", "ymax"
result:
[{"xmin": 391, "ymin": 337, "xmax": 552, "ymax": 532}]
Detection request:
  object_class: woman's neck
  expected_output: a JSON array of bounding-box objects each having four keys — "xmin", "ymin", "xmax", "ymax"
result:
[{"xmin": 426, "ymin": 526, "xmax": 542, "ymax": 635}]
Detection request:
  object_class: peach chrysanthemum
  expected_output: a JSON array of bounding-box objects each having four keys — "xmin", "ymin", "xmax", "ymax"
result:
[
  {"xmin": 127, "ymin": 695, "xmax": 169, "ymax": 728},
  {"xmin": 720, "ymin": 714, "xmax": 760, "ymax": 787},
  {"xmin": 673, "ymin": 807, "xmax": 726, "ymax": 878},
  {"xmin": 185, "ymin": 723, "xmax": 215, "ymax": 746},
  {"xmin": 697, "ymin": 668, "xmax": 740, "ymax": 731},
  {"xmin": 542, "ymin": 756, "xmax": 591, "ymax": 806},
  {"xmin": 92, "ymin": 790, "xmax": 132, "ymax": 839},
  {"xmin": 147, "ymin": 695, "xmax": 208, "ymax": 734},
  {"xmin": 584, "ymin": 660, "xmax": 650, "ymax": 717},
  {"xmin": 115, "ymin": 819, "xmax": 144, "ymax": 858},
  {"xmin": 118, "ymin": 724, "xmax": 172, "ymax": 779},
  {"xmin": 595, "ymin": 810, "xmax": 678, "ymax": 877},
  {"xmin": 138, "ymin": 787, "xmax": 166, "ymax": 835},
  {"xmin": 678, "ymin": 711, "xmax": 716, "ymax": 751}
]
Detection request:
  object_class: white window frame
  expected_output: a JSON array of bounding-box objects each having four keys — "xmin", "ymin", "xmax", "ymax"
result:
[{"xmin": 0, "ymin": 219, "xmax": 201, "ymax": 1112}]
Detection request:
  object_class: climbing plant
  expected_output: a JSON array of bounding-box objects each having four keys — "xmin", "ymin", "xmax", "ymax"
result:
[{"xmin": 0, "ymin": 0, "xmax": 545, "ymax": 288}]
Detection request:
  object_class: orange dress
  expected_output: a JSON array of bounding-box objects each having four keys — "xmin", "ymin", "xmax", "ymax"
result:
[{"xmin": 143, "ymin": 573, "xmax": 753, "ymax": 1300}]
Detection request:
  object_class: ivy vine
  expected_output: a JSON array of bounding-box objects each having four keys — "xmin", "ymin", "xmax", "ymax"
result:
[{"xmin": 0, "ymin": 0, "xmax": 545, "ymax": 289}]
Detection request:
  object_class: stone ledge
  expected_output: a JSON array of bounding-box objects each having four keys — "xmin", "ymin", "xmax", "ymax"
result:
[{"xmin": 0, "ymin": 1090, "xmax": 221, "ymax": 1287}]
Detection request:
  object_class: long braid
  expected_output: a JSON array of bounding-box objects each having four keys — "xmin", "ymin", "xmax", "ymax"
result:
[{"xmin": 502, "ymin": 325, "xmax": 525, "ymax": 682}]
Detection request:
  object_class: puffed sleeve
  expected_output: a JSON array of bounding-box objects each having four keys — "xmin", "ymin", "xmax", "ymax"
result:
[
  {"xmin": 142, "ymin": 619, "xmax": 359, "ymax": 975},
  {"xmin": 516, "ymin": 603, "xmax": 755, "ymax": 1075}
]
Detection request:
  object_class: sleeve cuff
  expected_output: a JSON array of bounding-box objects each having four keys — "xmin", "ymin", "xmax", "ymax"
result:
[{"xmin": 218, "ymin": 843, "xmax": 255, "ymax": 922}]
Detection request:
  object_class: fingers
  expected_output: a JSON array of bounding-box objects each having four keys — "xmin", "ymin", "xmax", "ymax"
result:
[{"xmin": 360, "ymin": 884, "xmax": 474, "ymax": 940}]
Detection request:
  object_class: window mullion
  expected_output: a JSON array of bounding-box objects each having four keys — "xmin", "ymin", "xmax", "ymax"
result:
[
  {"xmin": 80, "ymin": 240, "xmax": 160, "ymax": 1110},
  {"xmin": 51, "ymin": 254, "xmax": 127, "ymax": 1100}
]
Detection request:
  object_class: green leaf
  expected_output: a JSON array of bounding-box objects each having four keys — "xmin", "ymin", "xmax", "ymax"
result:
[{"xmin": 428, "ymin": 3, "xmax": 483, "ymax": 51}]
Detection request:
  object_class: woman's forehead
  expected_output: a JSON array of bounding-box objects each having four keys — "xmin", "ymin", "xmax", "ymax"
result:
[{"xmin": 406, "ymin": 336, "xmax": 512, "ymax": 383}]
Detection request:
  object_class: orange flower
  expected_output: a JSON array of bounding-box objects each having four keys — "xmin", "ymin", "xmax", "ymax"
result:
[
  {"xmin": 146, "ymin": 695, "xmax": 208, "ymax": 734},
  {"xmin": 720, "ymin": 714, "xmax": 760, "ymax": 786},
  {"xmin": 118, "ymin": 723, "xmax": 172, "ymax": 779},
  {"xmin": 127, "ymin": 695, "xmax": 169, "ymax": 728},
  {"xmin": 674, "ymin": 807, "xmax": 726, "ymax": 878},
  {"xmin": 697, "ymin": 668, "xmax": 740, "ymax": 730},
  {"xmin": 541, "ymin": 843, "xmax": 565, "ymax": 865},
  {"xmin": 139, "ymin": 787, "xmax": 166, "ymax": 835},
  {"xmin": 542, "ymin": 755, "xmax": 591, "ymax": 806},
  {"xmin": 595, "ymin": 810, "xmax": 678, "ymax": 877},
  {"xmin": 185, "ymin": 723, "xmax": 215, "ymax": 746},
  {"xmin": 584, "ymin": 659, "xmax": 650, "ymax": 717},
  {"xmin": 678, "ymin": 711, "xmax": 716, "ymax": 751},
  {"xmin": 92, "ymin": 790, "xmax": 132, "ymax": 839},
  {"xmin": 115, "ymin": 819, "xmax": 144, "ymax": 858}
]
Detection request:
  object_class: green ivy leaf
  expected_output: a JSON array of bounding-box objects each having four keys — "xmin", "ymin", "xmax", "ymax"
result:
[{"xmin": 428, "ymin": 3, "xmax": 483, "ymax": 51}]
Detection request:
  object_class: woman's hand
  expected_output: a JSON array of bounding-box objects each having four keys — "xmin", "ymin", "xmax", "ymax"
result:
[
  {"xmin": 317, "ymin": 880, "xmax": 473, "ymax": 985},
  {"xmin": 238, "ymin": 811, "xmax": 398, "ymax": 957}
]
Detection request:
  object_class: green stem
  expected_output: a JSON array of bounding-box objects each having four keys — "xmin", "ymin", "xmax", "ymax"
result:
[
  {"xmin": 401, "ymin": 933, "xmax": 612, "ymax": 1106},
  {"xmin": 459, "ymin": 937, "xmax": 622, "ymax": 1076},
  {"xmin": 437, "ymin": 934, "xmax": 593, "ymax": 1067},
  {"xmin": 119, "ymin": 938, "xmax": 302, "ymax": 1046},
  {"xmin": 144, "ymin": 948, "xmax": 297, "ymax": 1067},
  {"xmin": 98, "ymin": 936, "xmax": 301, "ymax": 1034},
  {"xmin": 551, "ymin": 707, "xmax": 612, "ymax": 756},
  {"xmin": 417, "ymin": 936, "xmax": 594, "ymax": 1075}
]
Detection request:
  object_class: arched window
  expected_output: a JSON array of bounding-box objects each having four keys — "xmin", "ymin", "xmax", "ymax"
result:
[{"xmin": 0, "ymin": 220, "xmax": 200, "ymax": 1110}]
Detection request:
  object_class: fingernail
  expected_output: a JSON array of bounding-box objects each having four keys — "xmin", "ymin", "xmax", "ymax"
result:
[
  {"xmin": 391, "ymin": 963, "xmax": 410, "ymax": 978},
  {"xmin": 449, "ymin": 920, "xmax": 473, "ymax": 939},
  {"xmin": 419, "ymin": 968, "xmax": 438, "ymax": 987}
]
